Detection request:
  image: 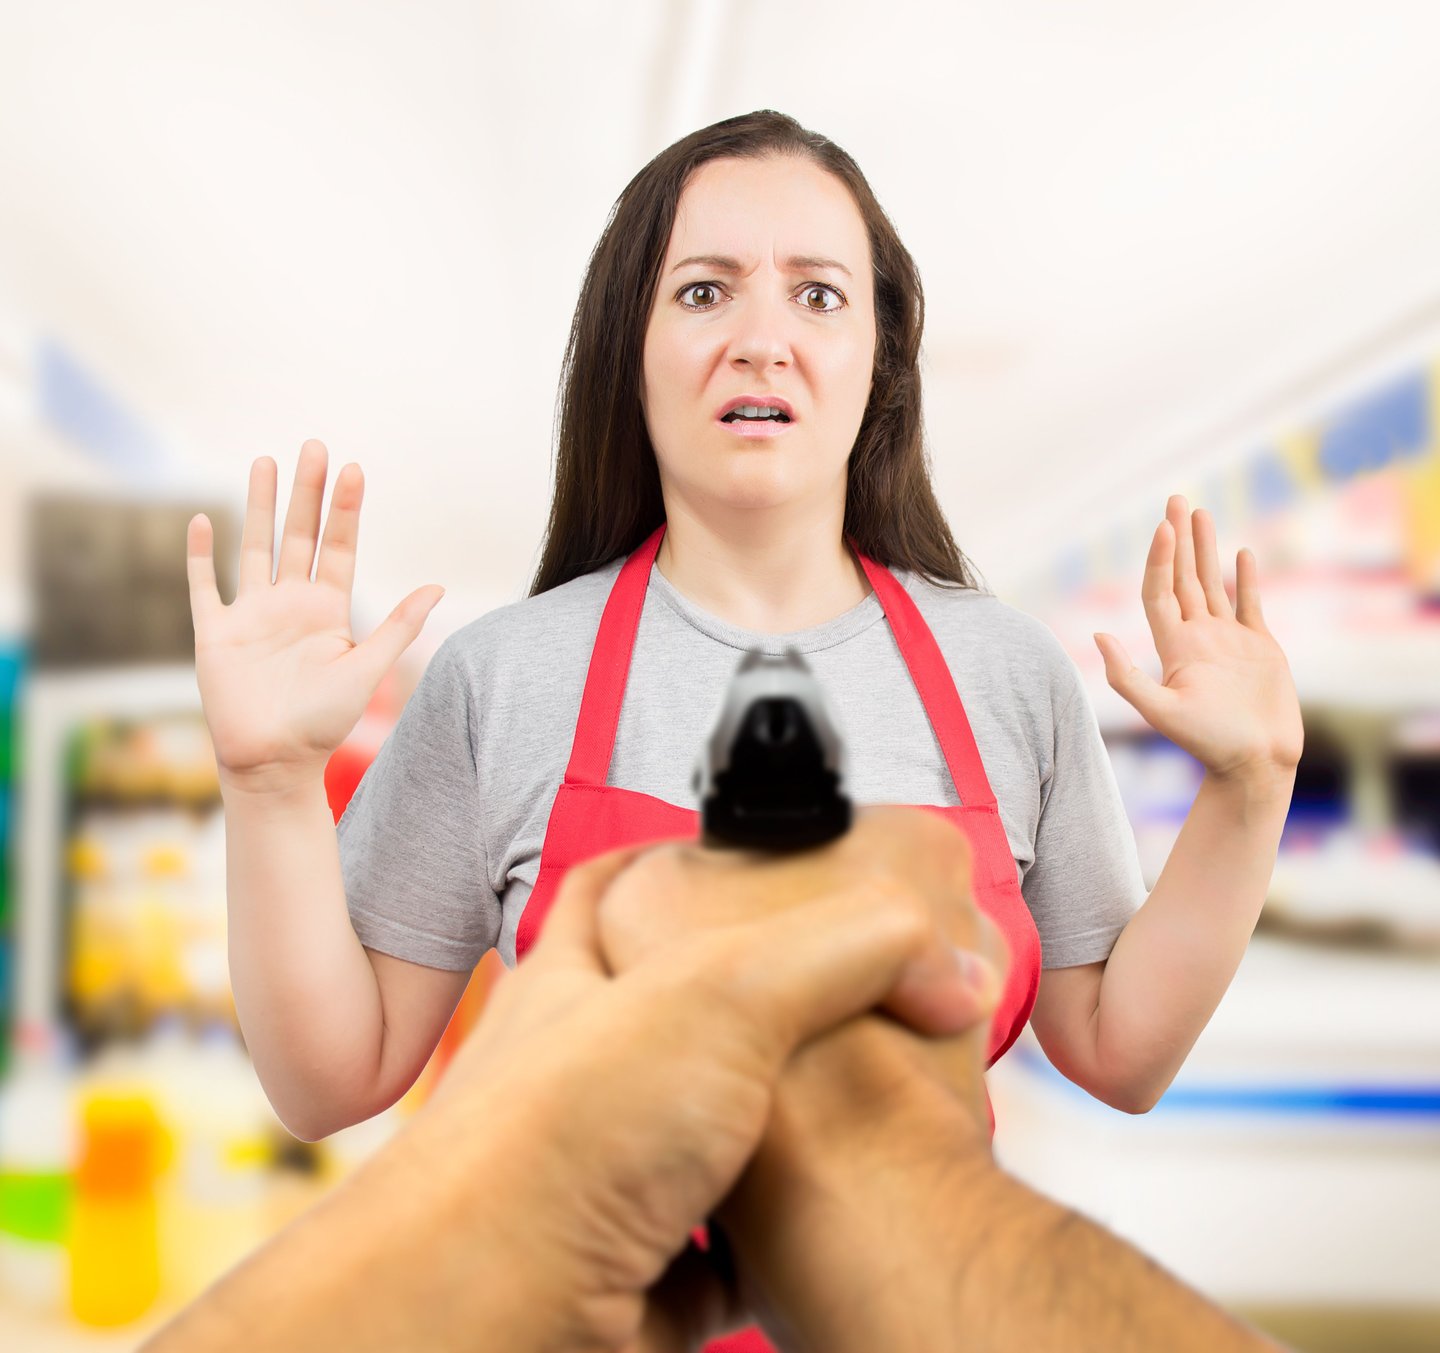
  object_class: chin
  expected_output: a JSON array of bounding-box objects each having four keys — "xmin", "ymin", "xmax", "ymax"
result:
[{"xmin": 709, "ymin": 461, "xmax": 814, "ymax": 512}]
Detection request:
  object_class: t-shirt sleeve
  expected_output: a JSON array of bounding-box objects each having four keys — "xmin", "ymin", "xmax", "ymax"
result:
[
  {"xmin": 335, "ymin": 635, "xmax": 499, "ymax": 971},
  {"xmin": 1021, "ymin": 667, "xmax": 1148, "ymax": 969}
]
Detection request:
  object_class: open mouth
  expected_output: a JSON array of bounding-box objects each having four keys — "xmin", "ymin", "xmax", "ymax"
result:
[{"xmin": 720, "ymin": 407, "xmax": 792, "ymax": 424}]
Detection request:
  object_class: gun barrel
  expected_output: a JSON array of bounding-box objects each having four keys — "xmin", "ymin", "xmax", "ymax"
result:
[{"xmin": 696, "ymin": 648, "xmax": 852, "ymax": 850}]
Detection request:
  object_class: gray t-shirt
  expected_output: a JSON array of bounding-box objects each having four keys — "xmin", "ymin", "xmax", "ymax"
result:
[{"xmin": 337, "ymin": 559, "xmax": 1147, "ymax": 972}]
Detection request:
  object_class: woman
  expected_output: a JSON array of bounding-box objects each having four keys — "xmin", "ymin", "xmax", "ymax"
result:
[{"xmin": 189, "ymin": 108, "xmax": 1302, "ymax": 1352}]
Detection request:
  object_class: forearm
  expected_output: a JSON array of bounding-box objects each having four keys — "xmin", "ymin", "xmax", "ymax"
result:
[
  {"xmin": 221, "ymin": 773, "xmax": 387, "ymax": 1139},
  {"xmin": 717, "ymin": 1020, "xmax": 991, "ymax": 1350},
  {"xmin": 745, "ymin": 1151, "xmax": 1277, "ymax": 1352},
  {"xmin": 1093, "ymin": 765, "xmax": 1295, "ymax": 1109},
  {"xmin": 722, "ymin": 1021, "xmax": 1280, "ymax": 1353},
  {"xmin": 939, "ymin": 1163, "xmax": 1280, "ymax": 1351}
]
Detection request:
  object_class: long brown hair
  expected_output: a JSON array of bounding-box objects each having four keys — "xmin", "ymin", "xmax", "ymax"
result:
[{"xmin": 529, "ymin": 109, "xmax": 982, "ymax": 596}]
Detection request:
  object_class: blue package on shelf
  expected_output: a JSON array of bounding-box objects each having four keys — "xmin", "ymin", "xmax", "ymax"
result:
[
  {"xmin": 0, "ymin": 641, "xmax": 24, "ymax": 785},
  {"xmin": 0, "ymin": 938, "xmax": 10, "ymax": 1075},
  {"xmin": 0, "ymin": 642, "xmax": 22, "ymax": 702}
]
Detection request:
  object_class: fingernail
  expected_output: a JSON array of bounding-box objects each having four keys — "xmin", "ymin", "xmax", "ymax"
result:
[{"xmin": 955, "ymin": 947, "xmax": 996, "ymax": 995}]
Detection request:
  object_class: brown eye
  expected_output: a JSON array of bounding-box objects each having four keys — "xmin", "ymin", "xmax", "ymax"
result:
[
  {"xmin": 800, "ymin": 285, "xmax": 845, "ymax": 313},
  {"xmin": 679, "ymin": 283, "xmax": 722, "ymax": 310}
]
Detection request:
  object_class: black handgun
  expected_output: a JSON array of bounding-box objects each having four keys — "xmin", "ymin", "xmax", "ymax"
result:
[
  {"xmin": 691, "ymin": 648, "xmax": 854, "ymax": 1283},
  {"xmin": 694, "ymin": 648, "xmax": 852, "ymax": 851}
]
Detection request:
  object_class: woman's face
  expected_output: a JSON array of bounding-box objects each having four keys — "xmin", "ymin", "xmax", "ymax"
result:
[{"xmin": 641, "ymin": 155, "xmax": 876, "ymax": 520}]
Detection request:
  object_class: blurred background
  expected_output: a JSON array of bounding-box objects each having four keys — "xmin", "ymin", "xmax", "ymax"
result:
[{"xmin": 1, "ymin": 2, "xmax": 1438, "ymax": 1349}]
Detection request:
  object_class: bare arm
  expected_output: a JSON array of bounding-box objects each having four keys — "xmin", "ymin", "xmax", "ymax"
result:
[
  {"xmin": 220, "ymin": 773, "xmax": 469, "ymax": 1140},
  {"xmin": 1032, "ymin": 764, "xmax": 1294, "ymax": 1113},
  {"xmin": 188, "ymin": 442, "xmax": 451, "ymax": 1140},
  {"xmin": 718, "ymin": 1019, "xmax": 1284, "ymax": 1353},
  {"xmin": 1037, "ymin": 498, "xmax": 1303, "ymax": 1112}
]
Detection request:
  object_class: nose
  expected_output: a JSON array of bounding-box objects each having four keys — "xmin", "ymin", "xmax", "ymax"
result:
[{"xmin": 726, "ymin": 288, "xmax": 793, "ymax": 374}]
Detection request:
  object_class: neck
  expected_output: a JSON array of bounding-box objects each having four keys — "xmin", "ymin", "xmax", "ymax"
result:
[{"xmin": 655, "ymin": 495, "xmax": 872, "ymax": 633}]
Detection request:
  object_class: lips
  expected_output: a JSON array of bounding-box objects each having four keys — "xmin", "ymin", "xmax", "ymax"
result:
[
  {"xmin": 715, "ymin": 395, "xmax": 797, "ymax": 423},
  {"xmin": 716, "ymin": 414, "xmax": 795, "ymax": 440}
]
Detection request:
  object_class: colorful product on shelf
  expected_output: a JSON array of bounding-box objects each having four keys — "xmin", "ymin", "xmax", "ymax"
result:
[
  {"xmin": 0, "ymin": 640, "xmax": 24, "ymax": 1071},
  {"xmin": 0, "ymin": 1021, "xmax": 75, "ymax": 1314},
  {"xmin": 68, "ymin": 1089, "xmax": 165, "ymax": 1326},
  {"xmin": 62, "ymin": 715, "xmax": 231, "ymax": 1039}
]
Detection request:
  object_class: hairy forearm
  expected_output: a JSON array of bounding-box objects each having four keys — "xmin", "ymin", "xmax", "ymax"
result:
[
  {"xmin": 1092, "ymin": 765, "xmax": 1295, "ymax": 1110},
  {"xmin": 940, "ymin": 1164, "xmax": 1283, "ymax": 1352},
  {"xmin": 722, "ymin": 1021, "xmax": 1280, "ymax": 1353},
  {"xmin": 222, "ymin": 774, "xmax": 388, "ymax": 1139}
]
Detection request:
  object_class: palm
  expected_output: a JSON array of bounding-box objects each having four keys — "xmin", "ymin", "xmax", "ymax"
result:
[
  {"xmin": 195, "ymin": 579, "xmax": 360, "ymax": 774},
  {"xmin": 1095, "ymin": 497, "xmax": 1303, "ymax": 779},
  {"xmin": 187, "ymin": 441, "xmax": 443, "ymax": 785}
]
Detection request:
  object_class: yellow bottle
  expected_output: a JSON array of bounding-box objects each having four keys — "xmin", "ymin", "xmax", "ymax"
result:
[{"xmin": 68, "ymin": 1091, "xmax": 167, "ymax": 1326}]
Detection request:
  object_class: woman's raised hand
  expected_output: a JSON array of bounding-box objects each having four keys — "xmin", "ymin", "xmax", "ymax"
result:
[
  {"xmin": 187, "ymin": 439, "xmax": 444, "ymax": 793},
  {"xmin": 1093, "ymin": 494, "xmax": 1303, "ymax": 785}
]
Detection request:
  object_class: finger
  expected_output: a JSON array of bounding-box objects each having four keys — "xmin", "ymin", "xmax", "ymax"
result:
[
  {"xmin": 275, "ymin": 439, "xmax": 329, "ymax": 582},
  {"xmin": 875, "ymin": 823, "xmax": 1003, "ymax": 1029},
  {"xmin": 1094, "ymin": 631, "xmax": 1174, "ymax": 725},
  {"xmin": 342, "ymin": 584, "xmax": 446, "ymax": 693},
  {"xmin": 315, "ymin": 462, "xmax": 364, "ymax": 595},
  {"xmin": 1167, "ymin": 495, "xmax": 1207, "ymax": 620},
  {"xmin": 1234, "ymin": 547, "xmax": 1269, "ymax": 632},
  {"xmin": 656, "ymin": 878, "xmax": 999, "ymax": 1076},
  {"xmin": 975, "ymin": 911, "xmax": 1010, "ymax": 987},
  {"xmin": 1193, "ymin": 508, "xmax": 1233, "ymax": 618},
  {"xmin": 885, "ymin": 937, "xmax": 1002, "ymax": 1035},
  {"xmin": 532, "ymin": 844, "xmax": 657, "ymax": 971},
  {"xmin": 186, "ymin": 514, "xmax": 223, "ymax": 623},
  {"xmin": 237, "ymin": 456, "xmax": 277, "ymax": 594},
  {"xmin": 1140, "ymin": 519, "xmax": 1182, "ymax": 642},
  {"xmin": 450, "ymin": 845, "xmax": 653, "ymax": 1057}
]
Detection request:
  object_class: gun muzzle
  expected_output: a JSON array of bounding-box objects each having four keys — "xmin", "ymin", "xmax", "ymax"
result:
[{"xmin": 694, "ymin": 648, "xmax": 852, "ymax": 850}]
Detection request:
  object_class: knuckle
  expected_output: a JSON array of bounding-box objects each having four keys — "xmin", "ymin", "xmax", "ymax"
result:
[{"xmin": 667, "ymin": 941, "xmax": 779, "ymax": 1045}]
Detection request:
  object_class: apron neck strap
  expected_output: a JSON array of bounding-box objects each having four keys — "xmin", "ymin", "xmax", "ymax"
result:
[
  {"xmin": 850, "ymin": 542, "xmax": 997, "ymax": 810},
  {"xmin": 563, "ymin": 523, "xmax": 997, "ymax": 812},
  {"xmin": 563, "ymin": 524, "xmax": 666, "ymax": 787}
]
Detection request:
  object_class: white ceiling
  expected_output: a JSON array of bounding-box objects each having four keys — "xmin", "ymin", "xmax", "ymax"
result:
[{"xmin": 4, "ymin": 0, "xmax": 1439, "ymax": 641}]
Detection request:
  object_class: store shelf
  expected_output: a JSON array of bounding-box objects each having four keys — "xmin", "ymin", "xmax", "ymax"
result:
[{"xmin": 14, "ymin": 667, "xmax": 202, "ymax": 1030}]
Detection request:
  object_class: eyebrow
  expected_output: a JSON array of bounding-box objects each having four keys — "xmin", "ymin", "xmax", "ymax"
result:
[{"xmin": 668, "ymin": 253, "xmax": 853, "ymax": 279}]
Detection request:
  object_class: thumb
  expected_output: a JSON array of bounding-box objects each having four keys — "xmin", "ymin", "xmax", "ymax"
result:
[
  {"xmin": 348, "ymin": 585, "xmax": 445, "ymax": 689},
  {"xmin": 1093, "ymin": 632, "xmax": 1166, "ymax": 719}
]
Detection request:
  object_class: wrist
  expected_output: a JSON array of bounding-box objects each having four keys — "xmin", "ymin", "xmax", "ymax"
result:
[
  {"xmin": 772, "ymin": 1019, "xmax": 989, "ymax": 1159},
  {"xmin": 218, "ymin": 763, "xmax": 331, "ymax": 809},
  {"xmin": 1203, "ymin": 758, "xmax": 1297, "ymax": 808},
  {"xmin": 717, "ymin": 1017, "xmax": 992, "ymax": 1343},
  {"xmin": 725, "ymin": 1024, "xmax": 996, "ymax": 1341}
]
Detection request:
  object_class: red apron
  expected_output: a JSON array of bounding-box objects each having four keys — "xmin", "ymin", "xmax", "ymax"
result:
[{"xmin": 514, "ymin": 524, "xmax": 1042, "ymax": 1353}]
